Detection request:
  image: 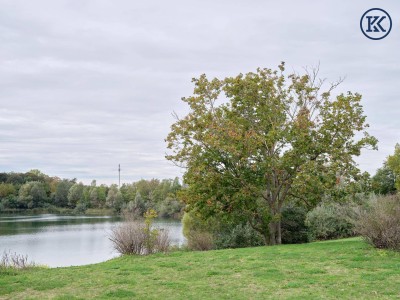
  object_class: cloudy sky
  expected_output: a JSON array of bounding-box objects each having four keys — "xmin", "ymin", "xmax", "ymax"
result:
[{"xmin": 0, "ymin": 0, "xmax": 399, "ymax": 184}]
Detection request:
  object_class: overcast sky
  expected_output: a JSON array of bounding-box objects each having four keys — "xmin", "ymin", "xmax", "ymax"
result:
[{"xmin": 0, "ymin": 0, "xmax": 399, "ymax": 184}]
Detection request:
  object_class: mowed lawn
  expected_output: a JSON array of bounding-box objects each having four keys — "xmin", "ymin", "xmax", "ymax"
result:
[{"xmin": 1, "ymin": 238, "xmax": 400, "ymax": 299}]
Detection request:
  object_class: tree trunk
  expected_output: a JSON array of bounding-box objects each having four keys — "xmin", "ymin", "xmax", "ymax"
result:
[
  {"xmin": 268, "ymin": 217, "xmax": 282, "ymax": 245},
  {"xmin": 277, "ymin": 219, "xmax": 282, "ymax": 244},
  {"xmin": 268, "ymin": 222, "xmax": 276, "ymax": 245}
]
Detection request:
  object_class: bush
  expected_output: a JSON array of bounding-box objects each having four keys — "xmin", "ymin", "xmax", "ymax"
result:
[
  {"xmin": 182, "ymin": 212, "xmax": 215, "ymax": 250},
  {"xmin": 110, "ymin": 221, "xmax": 147, "ymax": 254},
  {"xmin": 305, "ymin": 202, "xmax": 357, "ymax": 241},
  {"xmin": 183, "ymin": 212, "xmax": 263, "ymax": 250},
  {"xmin": 214, "ymin": 223, "xmax": 264, "ymax": 249},
  {"xmin": 355, "ymin": 195, "xmax": 400, "ymax": 251},
  {"xmin": 187, "ymin": 231, "xmax": 214, "ymax": 251},
  {"xmin": 109, "ymin": 209, "xmax": 170, "ymax": 255},
  {"xmin": 281, "ymin": 204, "xmax": 309, "ymax": 244}
]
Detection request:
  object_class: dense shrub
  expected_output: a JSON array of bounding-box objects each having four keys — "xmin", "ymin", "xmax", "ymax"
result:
[
  {"xmin": 109, "ymin": 209, "xmax": 170, "ymax": 255},
  {"xmin": 187, "ymin": 231, "xmax": 214, "ymax": 251},
  {"xmin": 110, "ymin": 221, "xmax": 147, "ymax": 254},
  {"xmin": 110, "ymin": 221, "xmax": 171, "ymax": 255},
  {"xmin": 183, "ymin": 212, "xmax": 264, "ymax": 250},
  {"xmin": 355, "ymin": 195, "xmax": 400, "ymax": 251},
  {"xmin": 305, "ymin": 202, "xmax": 357, "ymax": 241},
  {"xmin": 281, "ymin": 204, "xmax": 309, "ymax": 244},
  {"xmin": 214, "ymin": 223, "xmax": 264, "ymax": 249}
]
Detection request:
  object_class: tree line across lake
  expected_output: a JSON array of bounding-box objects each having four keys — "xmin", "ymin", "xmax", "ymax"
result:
[{"xmin": 0, "ymin": 170, "xmax": 183, "ymax": 218}]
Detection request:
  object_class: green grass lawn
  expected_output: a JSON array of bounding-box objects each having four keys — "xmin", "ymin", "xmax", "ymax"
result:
[{"xmin": 1, "ymin": 238, "xmax": 400, "ymax": 299}]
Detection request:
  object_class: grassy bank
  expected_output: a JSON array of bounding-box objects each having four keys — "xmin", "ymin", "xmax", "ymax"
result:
[{"xmin": 1, "ymin": 238, "xmax": 400, "ymax": 299}]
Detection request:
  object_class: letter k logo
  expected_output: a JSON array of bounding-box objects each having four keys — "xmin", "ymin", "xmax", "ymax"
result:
[
  {"xmin": 366, "ymin": 16, "xmax": 386, "ymax": 32},
  {"xmin": 360, "ymin": 8, "xmax": 392, "ymax": 40}
]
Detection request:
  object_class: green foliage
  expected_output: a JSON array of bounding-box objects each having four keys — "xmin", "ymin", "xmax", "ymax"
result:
[
  {"xmin": 106, "ymin": 184, "xmax": 124, "ymax": 212},
  {"xmin": 0, "ymin": 183, "xmax": 16, "ymax": 198},
  {"xmin": 182, "ymin": 211, "xmax": 216, "ymax": 250},
  {"xmin": 183, "ymin": 211, "xmax": 264, "ymax": 249},
  {"xmin": 68, "ymin": 183, "xmax": 84, "ymax": 208},
  {"xmin": 383, "ymin": 143, "xmax": 400, "ymax": 191},
  {"xmin": 120, "ymin": 178, "xmax": 183, "ymax": 218},
  {"xmin": 371, "ymin": 166, "xmax": 396, "ymax": 195},
  {"xmin": 182, "ymin": 211, "xmax": 214, "ymax": 239},
  {"xmin": 55, "ymin": 180, "xmax": 74, "ymax": 207},
  {"xmin": 0, "ymin": 195, "xmax": 18, "ymax": 210},
  {"xmin": 97, "ymin": 185, "xmax": 108, "ymax": 208},
  {"xmin": 281, "ymin": 204, "xmax": 309, "ymax": 244},
  {"xmin": 0, "ymin": 170, "xmax": 182, "ymax": 216},
  {"xmin": 355, "ymin": 194, "xmax": 400, "ymax": 251},
  {"xmin": 143, "ymin": 209, "xmax": 159, "ymax": 254},
  {"xmin": 305, "ymin": 202, "xmax": 357, "ymax": 241},
  {"xmin": 214, "ymin": 223, "xmax": 264, "ymax": 249},
  {"xmin": 18, "ymin": 181, "xmax": 47, "ymax": 208},
  {"xmin": 157, "ymin": 196, "xmax": 184, "ymax": 218},
  {"xmin": 166, "ymin": 63, "xmax": 377, "ymax": 245}
]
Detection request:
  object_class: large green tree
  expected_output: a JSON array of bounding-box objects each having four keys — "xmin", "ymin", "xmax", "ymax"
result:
[{"xmin": 166, "ymin": 63, "xmax": 377, "ymax": 245}]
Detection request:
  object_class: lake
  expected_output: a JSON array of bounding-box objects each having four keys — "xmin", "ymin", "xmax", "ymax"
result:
[{"xmin": 0, "ymin": 214, "xmax": 184, "ymax": 267}]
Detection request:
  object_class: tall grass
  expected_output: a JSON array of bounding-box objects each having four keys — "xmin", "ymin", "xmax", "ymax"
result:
[{"xmin": 0, "ymin": 251, "xmax": 36, "ymax": 269}]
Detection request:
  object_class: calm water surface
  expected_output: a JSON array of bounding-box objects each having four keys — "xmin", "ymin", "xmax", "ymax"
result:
[{"xmin": 0, "ymin": 214, "xmax": 184, "ymax": 267}]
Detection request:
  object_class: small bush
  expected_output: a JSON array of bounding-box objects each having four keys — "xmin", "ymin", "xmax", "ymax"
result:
[
  {"xmin": 182, "ymin": 211, "xmax": 216, "ymax": 250},
  {"xmin": 0, "ymin": 251, "xmax": 36, "ymax": 269},
  {"xmin": 305, "ymin": 202, "xmax": 357, "ymax": 241},
  {"xmin": 110, "ymin": 221, "xmax": 147, "ymax": 255},
  {"xmin": 183, "ymin": 212, "xmax": 264, "ymax": 250},
  {"xmin": 281, "ymin": 204, "xmax": 309, "ymax": 244},
  {"xmin": 214, "ymin": 223, "xmax": 264, "ymax": 249},
  {"xmin": 109, "ymin": 209, "xmax": 170, "ymax": 255},
  {"xmin": 355, "ymin": 195, "xmax": 400, "ymax": 251},
  {"xmin": 187, "ymin": 231, "xmax": 214, "ymax": 251}
]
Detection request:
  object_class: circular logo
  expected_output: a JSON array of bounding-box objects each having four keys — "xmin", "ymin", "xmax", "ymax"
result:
[{"xmin": 360, "ymin": 8, "xmax": 392, "ymax": 40}]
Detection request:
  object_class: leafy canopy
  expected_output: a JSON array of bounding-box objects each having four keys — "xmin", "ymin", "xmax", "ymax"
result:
[{"xmin": 166, "ymin": 63, "xmax": 377, "ymax": 244}]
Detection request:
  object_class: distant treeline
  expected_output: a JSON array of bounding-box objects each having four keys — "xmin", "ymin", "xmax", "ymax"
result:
[{"xmin": 0, "ymin": 170, "xmax": 183, "ymax": 218}]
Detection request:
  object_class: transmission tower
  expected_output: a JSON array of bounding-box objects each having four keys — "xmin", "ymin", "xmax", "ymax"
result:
[{"xmin": 118, "ymin": 164, "xmax": 121, "ymax": 187}]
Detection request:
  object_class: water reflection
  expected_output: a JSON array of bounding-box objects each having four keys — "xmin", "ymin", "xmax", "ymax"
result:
[{"xmin": 0, "ymin": 214, "xmax": 184, "ymax": 267}]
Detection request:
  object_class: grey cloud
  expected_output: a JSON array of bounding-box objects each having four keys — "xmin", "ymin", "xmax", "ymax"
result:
[{"xmin": 0, "ymin": 0, "xmax": 399, "ymax": 183}]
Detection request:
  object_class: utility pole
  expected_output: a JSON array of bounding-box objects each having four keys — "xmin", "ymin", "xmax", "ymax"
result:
[{"xmin": 118, "ymin": 164, "xmax": 121, "ymax": 188}]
